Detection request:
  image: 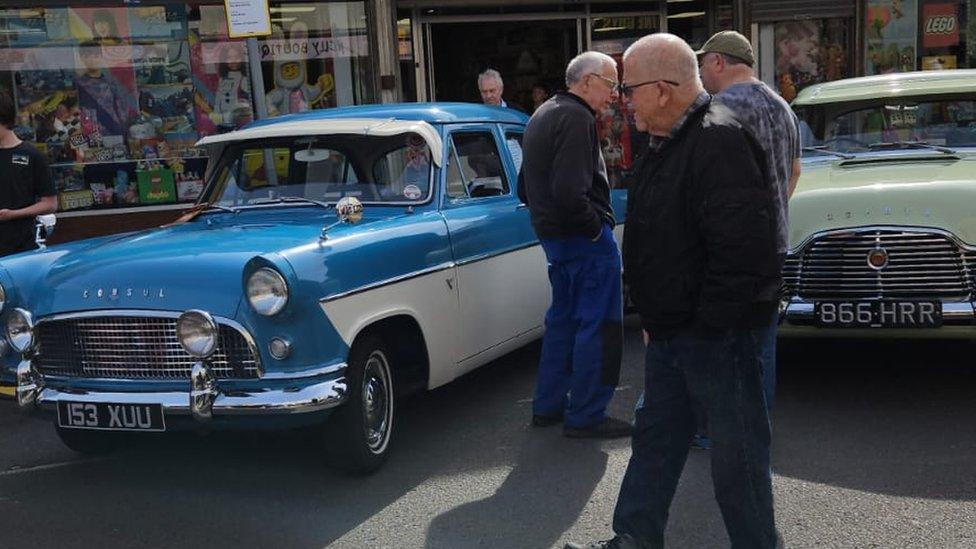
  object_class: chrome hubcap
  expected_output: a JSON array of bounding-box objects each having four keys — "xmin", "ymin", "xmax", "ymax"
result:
[{"xmin": 361, "ymin": 350, "xmax": 392, "ymax": 454}]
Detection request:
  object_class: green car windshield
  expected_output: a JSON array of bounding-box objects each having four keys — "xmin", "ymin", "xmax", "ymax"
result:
[
  {"xmin": 797, "ymin": 97, "xmax": 976, "ymax": 156},
  {"xmin": 205, "ymin": 132, "xmax": 434, "ymax": 208}
]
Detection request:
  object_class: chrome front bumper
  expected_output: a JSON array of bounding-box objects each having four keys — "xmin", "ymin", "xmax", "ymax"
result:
[
  {"xmin": 779, "ymin": 299, "xmax": 976, "ymax": 338},
  {"xmin": 16, "ymin": 358, "xmax": 348, "ymax": 419}
]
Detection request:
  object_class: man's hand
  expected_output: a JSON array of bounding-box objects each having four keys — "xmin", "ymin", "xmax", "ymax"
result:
[{"xmin": 642, "ymin": 329, "xmax": 650, "ymax": 347}]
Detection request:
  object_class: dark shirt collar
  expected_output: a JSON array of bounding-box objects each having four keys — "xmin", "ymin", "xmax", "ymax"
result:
[
  {"xmin": 648, "ymin": 91, "xmax": 710, "ymax": 152},
  {"xmin": 556, "ymin": 91, "xmax": 596, "ymax": 116}
]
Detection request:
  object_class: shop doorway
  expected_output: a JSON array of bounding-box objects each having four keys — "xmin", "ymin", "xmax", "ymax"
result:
[{"xmin": 426, "ymin": 18, "xmax": 580, "ymax": 113}]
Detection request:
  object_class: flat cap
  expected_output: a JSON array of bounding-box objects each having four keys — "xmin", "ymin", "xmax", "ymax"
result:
[{"xmin": 696, "ymin": 31, "xmax": 754, "ymax": 67}]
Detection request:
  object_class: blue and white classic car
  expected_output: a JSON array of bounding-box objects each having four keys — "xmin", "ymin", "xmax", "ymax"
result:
[{"xmin": 0, "ymin": 103, "xmax": 625, "ymax": 473}]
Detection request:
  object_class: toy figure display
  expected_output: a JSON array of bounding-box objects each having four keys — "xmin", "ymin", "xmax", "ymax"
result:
[
  {"xmin": 214, "ymin": 43, "xmax": 252, "ymax": 129},
  {"xmin": 774, "ymin": 19, "xmax": 851, "ymax": 100},
  {"xmin": 74, "ymin": 41, "xmax": 138, "ymax": 159},
  {"xmin": 264, "ymin": 22, "xmax": 336, "ymax": 116}
]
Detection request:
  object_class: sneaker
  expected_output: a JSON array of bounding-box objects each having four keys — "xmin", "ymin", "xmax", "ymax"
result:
[
  {"xmin": 531, "ymin": 413, "xmax": 563, "ymax": 427},
  {"xmin": 564, "ymin": 534, "xmax": 642, "ymax": 549},
  {"xmin": 691, "ymin": 434, "xmax": 712, "ymax": 450},
  {"xmin": 563, "ymin": 417, "xmax": 632, "ymax": 439}
]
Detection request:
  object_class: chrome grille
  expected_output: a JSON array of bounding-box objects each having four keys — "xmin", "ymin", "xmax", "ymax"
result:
[
  {"xmin": 35, "ymin": 315, "xmax": 259, "ymax": 379},
  {"xmin": 785, "ymin": 230, "xmax": 974, "ymax": 300}
]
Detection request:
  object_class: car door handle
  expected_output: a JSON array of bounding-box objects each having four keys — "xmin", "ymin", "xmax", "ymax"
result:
[{"xmin": 516, "ymin": 203, "xmax": 528, "ymax": 210}]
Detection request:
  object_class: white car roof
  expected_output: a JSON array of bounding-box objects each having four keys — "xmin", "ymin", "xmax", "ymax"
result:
[{"xmin": 196, "ymin": 118, "xmax": 444, "ymax": 166}]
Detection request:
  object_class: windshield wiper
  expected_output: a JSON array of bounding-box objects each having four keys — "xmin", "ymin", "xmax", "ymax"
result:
[
  {"xmin": 203, "ymin": 203, "xmax": 238, "ymax": 214},
  {"xmin": 247, "ymin": 196, "xmax": 333, "ymax": 211},
  {"xmin": 802, "ymin": 146, "xmax": 855, "ymax": 160},
  {"xmin": 867, "ymin": 141, "xmax": 957, "ymax": 154}
]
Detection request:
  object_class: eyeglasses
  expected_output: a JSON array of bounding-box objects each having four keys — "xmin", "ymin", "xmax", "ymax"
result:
[
  {"xmin": 588, "ymin": 73, "xmax": 620, "ymax": 93},
  {"xmin": 619, "ymin": 79, "xmax": 681, "ymax": 98}
]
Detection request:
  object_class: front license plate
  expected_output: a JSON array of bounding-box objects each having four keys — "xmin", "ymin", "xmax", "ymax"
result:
[
  {"xmin": 57, "ymin": 402, "xmax": 166, "ymax": 432},
  {"xmin": 814, "ymin": 301, "xmax": 942, "ymax": 328}
]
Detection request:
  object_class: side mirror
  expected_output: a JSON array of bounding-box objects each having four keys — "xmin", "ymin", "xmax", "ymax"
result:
[
  {"xmin": 35, "ymin": 214, "xmax": 57, "ymax": 249},
  {"xmin": 320, "ymin": 197, "xmax": 364, "ymax": 241}
]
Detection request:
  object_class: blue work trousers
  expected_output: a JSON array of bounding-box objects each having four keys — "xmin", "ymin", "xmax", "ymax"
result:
[{"xmin": 533, "ymin": 224, "xmax": 623, "ymax": 429}]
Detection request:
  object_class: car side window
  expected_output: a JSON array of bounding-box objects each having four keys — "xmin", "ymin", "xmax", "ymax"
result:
[
  {"xmin": 505, "ymin": 132, "xmax": 523, "ymax": 173},
  {"xmin": 444, "ymin": 132, "xmax": 510, "ymax": 200}
]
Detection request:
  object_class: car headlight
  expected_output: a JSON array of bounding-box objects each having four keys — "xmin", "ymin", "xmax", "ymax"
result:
[
  {"xmin": 177, "ymin": 310, "xmax": 218, "ymax": 358},
  {"xmin": 6, "ymin": 308, "xmax": 34, "ymax": 353},
  {"xmin": 246, "ymin": 268, "xmax": 288, "ymax": 316},
  {"xmin": 0, "ymin": 283, "xmax": 6, "ymax": 314}
]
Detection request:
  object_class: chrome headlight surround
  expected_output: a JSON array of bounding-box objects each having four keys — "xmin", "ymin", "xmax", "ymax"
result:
[
  {"xmin": 176, "ymin": 310, "xmax": 219, "ymax": 359},
  {"xmin": 5, "ymin": 308, "xmax": 35, "ymax": 353},
  {"xmin": 246, "ymin": 267, "xmax": 289, "ymax": 316}
]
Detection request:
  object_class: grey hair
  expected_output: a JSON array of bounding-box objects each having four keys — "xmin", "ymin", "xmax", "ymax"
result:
[
  {"xmin": 565, "ymin": 51, "xmax": 616, "ymax": 87},
  {"xmin": 478, "ymin": 68, "xmax": 503, "ymax": 87}
]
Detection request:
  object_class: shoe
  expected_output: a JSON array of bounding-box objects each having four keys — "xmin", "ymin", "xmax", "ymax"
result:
[
  {"xmin": 563, "ymin": 417, "xmax": 632, "ymax": 439},
  {"xmin": 564, "ymin": 534, "xmax": 642, "ymax": 549},
  {"xmin": 691, "ymin": 434, "xmax": 712, "ymax": 450},
  {"xmin": 532, "ymin": 413, "xmax": 563, "ymax": 427}
]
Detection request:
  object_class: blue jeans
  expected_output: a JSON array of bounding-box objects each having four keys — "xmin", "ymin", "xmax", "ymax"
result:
[
  {"xmin": 613, "ymin": 327, "xmax": 776, "ymax": 549},
  {"xmin": 757, "ymin": 309, "xmax": 778, "ymax": 411},
  {"xmin": 533, "ymin": 224, "xmax": 623, "ymax": 429}
]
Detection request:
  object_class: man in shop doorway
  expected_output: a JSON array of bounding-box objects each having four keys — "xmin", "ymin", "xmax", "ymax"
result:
[
  {"xmin": 477, "ymin": 69, "xmax": 508, "ymax": 107},
  {"xmin": 694, "ymin": 30, "xmax": 801, "ymax": 449},
  {"xmin": 0, "ymin": 91, "xmax": 57, "ymax": 258},
  {"xmin": 518, "ymin": 51, "xmax": 630, "ymax": 439}
]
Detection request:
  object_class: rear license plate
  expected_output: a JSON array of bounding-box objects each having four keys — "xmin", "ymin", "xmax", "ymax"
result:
[
  {"xmin": 57, "ymin": 402, "xmax": 166, "ymax": 432},
  {"xmin": 814, "ymin": 301, "xmax": 942, "ymax": 328}
]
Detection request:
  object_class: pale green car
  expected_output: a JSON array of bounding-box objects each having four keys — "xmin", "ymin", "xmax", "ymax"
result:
[{"xmin": 781, "ymin": 69, "xmax": 976, "ymax": 337}]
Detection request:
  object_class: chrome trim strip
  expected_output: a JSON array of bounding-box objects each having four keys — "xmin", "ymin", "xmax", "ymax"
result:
[
  {"xmin": 261, "ymin": 362, "xmax": 346, "ymax": 379},
  {"xmin": 32, "ymin": 377, "xmax": 348, "ymax": 416},
  {"xmin": 34, "ymin": 309, "xmax": 264, "ymax": 378},
  {"xmin": 788, "ymin": 225, "xmax": 976, "ymax": 256},
  {"xmin": 40, "ymin": 362, "xmax": 346, "ymax": 384},
  {"xmin": 320, "ymin": 262, "xmax": 456, "ymax": 303},
  {"xmin": 454, "ymin": 241, "xmax": 540, "ymax": 267}
]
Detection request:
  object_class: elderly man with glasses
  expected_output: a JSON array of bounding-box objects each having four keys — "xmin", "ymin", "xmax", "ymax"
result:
[
  {"xmin": 566, "ymin": 33, "xmax": 781, "ymax": 549},
  {"xmin": 518, "ymin": 50, "xmax": 631, "ymax": 439}
]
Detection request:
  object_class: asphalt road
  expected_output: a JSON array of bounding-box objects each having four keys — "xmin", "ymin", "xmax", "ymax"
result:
[{"xmin": 1, "ymin": 319, "xmax": 974, "ymax": 549}]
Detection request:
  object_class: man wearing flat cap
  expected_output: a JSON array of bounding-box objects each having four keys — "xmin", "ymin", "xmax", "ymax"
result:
[{"xmin": 696, "ymin": 30, "xmax": 800, "ymax": 441}]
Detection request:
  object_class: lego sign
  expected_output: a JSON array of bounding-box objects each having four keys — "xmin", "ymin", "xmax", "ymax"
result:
[{"xmin": 922, "ymin": 3, "xmax": 959, "ymax": 48}]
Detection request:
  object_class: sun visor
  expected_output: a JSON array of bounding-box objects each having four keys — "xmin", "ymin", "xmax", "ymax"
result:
[{"xmin": 196, "ymin": 118, "xmax": 443, "ymax": 166}]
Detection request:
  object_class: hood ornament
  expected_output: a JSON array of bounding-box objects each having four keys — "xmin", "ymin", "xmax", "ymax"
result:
[{"xmin": 320, "ymin": 196, "xmax": 364, "ymax": 240}]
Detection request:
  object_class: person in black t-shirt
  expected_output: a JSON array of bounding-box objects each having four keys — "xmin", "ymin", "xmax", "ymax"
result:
[{"xmin": 0, "ymin": 90, "xmax": 57, "ymax": 258}]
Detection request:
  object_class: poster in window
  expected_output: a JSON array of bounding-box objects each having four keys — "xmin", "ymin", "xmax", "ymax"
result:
[{"xmin": 865, "ymin": 0, "xmax": 918, "ymax": 75}]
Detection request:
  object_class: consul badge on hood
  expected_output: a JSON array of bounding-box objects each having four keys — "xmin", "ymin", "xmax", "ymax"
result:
[{"xmin": 83, "ymin": 287, "xmax": 167, "ymax": 300}]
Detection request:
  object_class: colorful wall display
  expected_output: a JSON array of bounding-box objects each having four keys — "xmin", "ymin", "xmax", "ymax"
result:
[
  {"xmin": 865, "ymin": 0, "xmax": 919, "ymax": 75},
  {"xmin": 774, "ymin": 19, "xmax": 851, "ymax": 102}
]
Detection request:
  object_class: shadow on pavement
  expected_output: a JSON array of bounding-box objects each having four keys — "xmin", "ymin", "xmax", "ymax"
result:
[{"xmin": 771, "ymin": 338, "xmax": 976, "ymax": 501}]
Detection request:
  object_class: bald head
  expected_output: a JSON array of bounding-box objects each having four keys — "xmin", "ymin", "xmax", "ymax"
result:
[
  {"xmin": 622, "ymin": 33, "xmax": 705, "ymax": 136},
  {"xmin": 623, "ymin": 33, "xmax": 703, "ymax": 94}
]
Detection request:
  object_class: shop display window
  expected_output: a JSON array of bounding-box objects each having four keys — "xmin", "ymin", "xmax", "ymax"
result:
[
  {"xmin": 258, "ymin": 2, "xmax": 374, "ymax": 116},
  {"xmin": 773, "ymin": 19, "xmax": 852, "ymax": 102},
  {"xmin": 0, "ymin": 5, "xmax": 258, "ymax": 214}
]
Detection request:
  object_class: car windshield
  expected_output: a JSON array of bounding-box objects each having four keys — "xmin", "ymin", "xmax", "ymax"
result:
[
  {"xmin": 797, "ymin": 97, "xmax": 976, "ymax": 156},
  {"xmin": 205, "ymin": 133, "xmax": 433, "ymax": 207}
]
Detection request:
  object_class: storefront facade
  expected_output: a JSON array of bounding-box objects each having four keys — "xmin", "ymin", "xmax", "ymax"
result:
[{"xmin": 3, "ymin": 0, "xmax": 970, "ymax": 243}]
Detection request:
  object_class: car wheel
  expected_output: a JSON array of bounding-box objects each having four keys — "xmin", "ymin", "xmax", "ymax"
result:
[
  {"xmin": 55, "ymin": 425, "xmax": 122, "ymax": 454},
  {"xmin": 326, "ymin": 334, "xmax": 396, "ymax": 475}
]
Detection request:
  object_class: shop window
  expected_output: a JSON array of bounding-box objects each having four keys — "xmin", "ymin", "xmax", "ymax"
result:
[
  {"xmin": 445, "ymin": 132, "xmax": 509, "ymax": 200},
  {"xmin": 772, "ymin": 19, "xmax": 852, "ymax": 102},
  {"xmin": 917, "ymin": 1, "xmax": 970, "ymax": 70},
  {"xmin": 0, "ymin": 5, "xmax": 243, "ymax": 216},
  {"xmin": 259, "ymin": 2, "xmax": 374, "ymax": 116}
]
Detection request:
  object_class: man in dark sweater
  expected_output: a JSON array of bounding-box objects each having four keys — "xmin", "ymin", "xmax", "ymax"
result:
[
  {"xmin": 0, "ymin": 91, "xmax": 57, "ymax": 258},
  {"xmin": 518, "ymin": 51, "xmax": 630, "ymax": 439},
  {"xmin": 566, "ymin": 34, "xmax": 781, "ymax": 549}
]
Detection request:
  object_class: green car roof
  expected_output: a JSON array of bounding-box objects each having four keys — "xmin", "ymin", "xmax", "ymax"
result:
[{"xmin": 793, "ymin": 69, "xmax": 976, "ymax": 106}]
